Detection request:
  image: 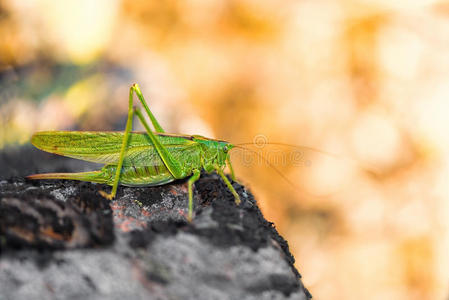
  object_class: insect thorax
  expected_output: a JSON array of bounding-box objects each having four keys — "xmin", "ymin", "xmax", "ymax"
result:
[{"xmin": 193, "ymin": 138, "xmax": 230, "ymax": 172}]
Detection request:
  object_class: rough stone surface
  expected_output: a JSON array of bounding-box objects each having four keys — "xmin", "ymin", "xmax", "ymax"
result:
[{"xmin": 0, "ymin": 144, "xmax": 312, "ymax": 300}]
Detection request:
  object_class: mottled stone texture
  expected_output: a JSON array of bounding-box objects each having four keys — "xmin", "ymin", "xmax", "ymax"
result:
[{"xmin": 0, "ymin": 145, "xmax": 312, "ymax": 300}]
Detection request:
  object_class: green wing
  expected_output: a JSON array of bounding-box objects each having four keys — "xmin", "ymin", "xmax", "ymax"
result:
[{"xmin": 31, "ymin": 131, "xmax": 198, "ymax": 167}]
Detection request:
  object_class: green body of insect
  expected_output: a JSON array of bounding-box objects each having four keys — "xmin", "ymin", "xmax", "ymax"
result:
[{"xmin": 27, "ymin": 84, "xmax": 240, "ymax": 221}]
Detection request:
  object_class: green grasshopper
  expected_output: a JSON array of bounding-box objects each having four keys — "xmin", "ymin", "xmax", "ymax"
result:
[{"xmin": 27, "ymin": 84, "xmax": 240, "ymax": 221}]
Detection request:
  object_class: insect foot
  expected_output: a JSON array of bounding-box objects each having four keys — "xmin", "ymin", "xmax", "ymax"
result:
[
  {"xmin": 235, "ymin": 194, "xmax": 241, "ymax": 205},
  {"xmin": 99, "ymin": 190, "xmax": 115, "ymax": 200}
]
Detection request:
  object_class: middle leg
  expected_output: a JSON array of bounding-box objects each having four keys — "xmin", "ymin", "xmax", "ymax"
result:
[{"xmin": 187, "ymin": 169, "xmax": 201, "ymax": 222}]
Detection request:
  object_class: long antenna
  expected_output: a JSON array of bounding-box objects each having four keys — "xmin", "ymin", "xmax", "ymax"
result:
[
  {"xmin": 231, "ymin": 145, "xmax": 300, "ymax": 191},
  {"xmin": 235, "ymin": 142, "xmax": 339, "ymax": 159},
  {"xmin": 234, "ymin": 142, "xmax": 380, "ymax": 175}
]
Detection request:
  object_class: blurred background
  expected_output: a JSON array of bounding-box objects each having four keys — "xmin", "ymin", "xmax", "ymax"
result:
[{"xmin": 1, "ymin": 0, "xmax": 448, "ymax": 299}]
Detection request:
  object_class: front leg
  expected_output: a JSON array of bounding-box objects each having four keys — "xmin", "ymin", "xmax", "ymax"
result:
[{"xmin": 217, "ymin": 168, "xmax": 241, "ymax": 205}]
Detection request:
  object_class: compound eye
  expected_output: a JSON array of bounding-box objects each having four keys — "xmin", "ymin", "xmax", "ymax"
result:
[{"xmin": 223, "ymin": 145, "xmax": 229, "ymax": 152}]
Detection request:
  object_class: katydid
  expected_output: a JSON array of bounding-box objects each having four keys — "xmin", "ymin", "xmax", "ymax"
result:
[{"xmin": 27, "ymin": 83, "xmax": 240, "ymax": 221}]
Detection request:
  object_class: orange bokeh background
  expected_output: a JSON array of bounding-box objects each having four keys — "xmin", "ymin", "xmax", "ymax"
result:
[{"xmin": 1, "ymin": 1, "xmax": 448, "ymax": 299}]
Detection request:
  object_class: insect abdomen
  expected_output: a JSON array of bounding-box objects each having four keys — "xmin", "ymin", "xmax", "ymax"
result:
[{"xmin": 103, "ymin": 164, "xmax": 175, "ymax": 187}]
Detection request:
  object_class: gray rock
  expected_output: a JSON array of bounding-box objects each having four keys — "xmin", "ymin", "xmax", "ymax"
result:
[{"xmin": 0, "ymin": 145, "xmax": 312, "ymax": 299}]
